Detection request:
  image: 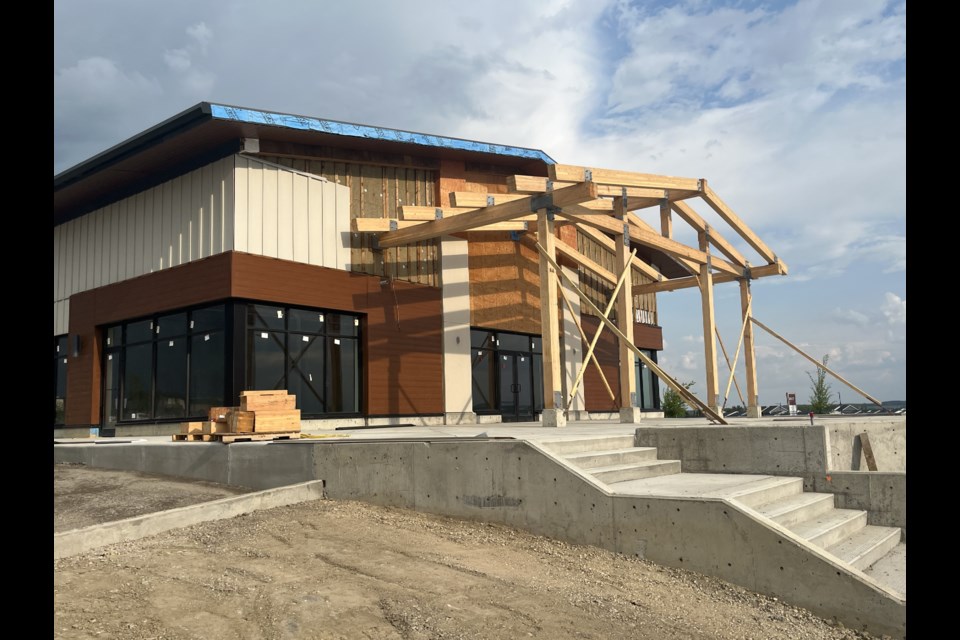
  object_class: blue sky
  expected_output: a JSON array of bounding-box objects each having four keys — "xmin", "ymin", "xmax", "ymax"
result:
[{"xmin": 54, "ymin": 0, "xmax": 906, "ymax": 405}]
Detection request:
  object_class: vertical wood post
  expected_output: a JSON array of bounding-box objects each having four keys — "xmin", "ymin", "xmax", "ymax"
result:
[
  {"xmin": 699, "ymin": 227, "xmax": 720, "ymax": 414},
  {"xmin": 537, "ymin": 208, "xmax": 566, "ymax": 427},
  {"xmin": 615, "ymin": 196, "xmax": 641, "ymax": 423},
  {"xmin": 740, "ymin": 278, "xmax": 761, "ymax": 417}
]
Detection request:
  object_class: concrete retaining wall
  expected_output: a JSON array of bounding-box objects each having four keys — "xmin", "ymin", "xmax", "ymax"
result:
[
  {"xmin": 633, "ymin": 421, "xmax": 906, "ymax": 528},
  {"xmin": 810, "ymin": 471, "xmax": 907, "ymax": 541},
  {"xmin": 824, "ymin": 421, "xmax": 906, "ymax": 472},
  {"xmin": 54, "ymin": 438, "xmax": 905, "ymax": 638}
]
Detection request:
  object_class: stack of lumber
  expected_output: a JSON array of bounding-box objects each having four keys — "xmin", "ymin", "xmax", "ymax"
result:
[{"xmin": 174, "ymin": 390, "xmax": 301, "ymax": 442}]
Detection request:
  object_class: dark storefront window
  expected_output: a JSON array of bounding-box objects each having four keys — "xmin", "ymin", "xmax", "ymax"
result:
[
  {"xmin": 54, "ymin": 336, "xmax": 68, "ymax": 425},
  {"xmin": 634, "ymin": 349, "xmax": 661, "ymax": 411},
  {"xmin": 103, "ymin": 304, "xmax": 227, "ymax": 423},
  {"xmin": 245, "ymin": 304, "xmax": 361, "ymax": 416}
]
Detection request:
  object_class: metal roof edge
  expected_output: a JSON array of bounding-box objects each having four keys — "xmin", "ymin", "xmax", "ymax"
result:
[{"xmin": 207, "ymin": 103, "xmax": 557, "ymax": 164}]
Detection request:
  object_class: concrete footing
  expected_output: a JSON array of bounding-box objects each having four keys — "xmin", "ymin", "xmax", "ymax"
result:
[
  {"xmin": 619, "ymin": 407, "xmax": 643, "ymax": 424},
  {"xmin": 541, "ymin": 409, "xmax": 567, "ymax": 427},
  {"xmin": 444, "ymin": 412, "xmax": 478, "ymax": 425}
]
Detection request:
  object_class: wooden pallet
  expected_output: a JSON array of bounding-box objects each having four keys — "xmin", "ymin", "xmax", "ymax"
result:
[{"xmin": 172, "ymin": 431, "xmax": 301, "ymax": 443}]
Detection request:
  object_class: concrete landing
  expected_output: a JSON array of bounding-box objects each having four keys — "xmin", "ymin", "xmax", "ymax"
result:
[{"xmin": 606, "ymin": 472, "xmax": 787, "ymax": 498}]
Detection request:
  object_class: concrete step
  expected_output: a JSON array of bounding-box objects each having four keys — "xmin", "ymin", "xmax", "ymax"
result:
[
  {"xmin": 825, "ymin": 525, "xmax": 902, "ymax": 572},
  {"xmin": 727, "ymin": 476, "xmax": 805, "ymax": 509},
  {"xmin": 564, "ymin": 447, "xmax": 659, "ymax": 469},
  {"xmin": 591, "ymin": 459, "xmax": 682, "ymax": 484},
  {"xmin": 538, "ymin": 436, "xmax": 635, "ymax": 456},
  {"xmin": 785, "ymin": 508, "xmax": 868, "ymax": 549},
  {"xmin": 754, "ymin": 492, "xmax": 837, "ymax": 528}
]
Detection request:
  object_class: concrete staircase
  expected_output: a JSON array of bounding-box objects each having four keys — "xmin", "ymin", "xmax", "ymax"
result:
[{"xmin": 538, "ymin": 435, "xmax": 904, "ymax": 596}]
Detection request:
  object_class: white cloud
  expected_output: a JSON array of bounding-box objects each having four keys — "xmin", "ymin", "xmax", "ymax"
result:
[
  {"xmin": 830, "ymin": 308, "xmax": 870, "ymax": 327},
  {"xmin": 882, "ymin": 292, "xmax": 906, "ymax": 325}
]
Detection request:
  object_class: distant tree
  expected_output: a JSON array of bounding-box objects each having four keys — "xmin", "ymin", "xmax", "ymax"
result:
[
  {"xmin": 807, "ymin": 355, "xmax": 833, "ymax": 414},
  {"xmin": 662, "ymin": 380, "xmax": 696, "ymax": 418}
]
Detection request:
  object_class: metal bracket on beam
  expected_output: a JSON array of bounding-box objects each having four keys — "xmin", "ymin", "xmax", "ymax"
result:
[
  {"xmin": 663, "ymin": 189, "xmax": 670, "ymax": 201},
  {"xmin": 530, "ymin": 193, "xmax": 554, "ymax": 212},
  {"xmin": 584, "ymin": 168, "xmax": 593, "ymax": 182},
  {"xmin": 546, "ymin": 180, "xmax": 554, "ymax": 192},
  {"xmin": 697, "ymin": 179, "xmax": 704, "ymax": 192},
  {"xmin": 510, "ymin": 231, "xmax": 521, "ymax": 242},
  {"xmin": 546, "ymin": 206, "xmax": 559, "ymax": 222},
  {"xmin": 622, "ymin": 224, "xmax": 630, "ymax": 245},
  {"xmin": 621, "ymin": 186, "xmax": 628, "ymax": 200},
  {"xmin": 553, "ymin": 391, "xmax": 564, "ymax": 409},
  {"xmin": 389, "ymin": 219, "xmax": 398, "ymax": 232},
  {"xmin": 369, "ymin": 234, "xmax": 381, "ymax": 251},
  {"xmin": 487, "ymin": 195, "xmax": 496, "ymax": 207},
  {"xmin": 434, "ymin": 208, "xmax": 443, "ymax": 220}
]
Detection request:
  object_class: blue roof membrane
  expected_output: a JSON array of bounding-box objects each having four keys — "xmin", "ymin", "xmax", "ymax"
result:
[{"xmin": 210, "ymin": 104, "xmax": 555, "ymax": 164}]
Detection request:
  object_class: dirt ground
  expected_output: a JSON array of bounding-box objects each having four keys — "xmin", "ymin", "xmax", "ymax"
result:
[{"xmin": 54, "ymin": 463, "xmax": 890, "ymax": 640}]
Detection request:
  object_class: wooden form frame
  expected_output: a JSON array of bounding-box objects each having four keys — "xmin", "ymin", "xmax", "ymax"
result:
[{"xmin": 355, "ymin": 163, "xmax": 792, "ymax": 419}]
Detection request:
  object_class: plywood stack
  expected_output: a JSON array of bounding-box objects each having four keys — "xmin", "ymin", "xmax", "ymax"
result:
[{"xmin": 174, "ymin": 390, "xmax": 301, "ymax": 442}]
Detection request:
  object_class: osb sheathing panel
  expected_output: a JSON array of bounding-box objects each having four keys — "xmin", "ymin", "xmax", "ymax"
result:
[{"xmin": 468, "ymin": 232, "xmax": 542, "ymax": 335}]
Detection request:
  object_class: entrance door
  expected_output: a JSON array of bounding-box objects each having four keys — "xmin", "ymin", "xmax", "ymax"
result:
[{"xmin": 498, "ymin": 352, "xmax": 534, "ymax": 422}]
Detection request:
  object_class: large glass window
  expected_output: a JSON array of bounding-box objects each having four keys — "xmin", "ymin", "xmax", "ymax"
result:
[
  {"xmin": 54, "ymin": 336, "xmax": 68, "ymax": 425},
  {"xmin": 634, "ymin": 350, "xmax": 661, "ymax": 411},
  {"xmin": 245, "ymin": 304, "xmax": 362, "ymax": 416},
  {"xmin": 103, "ymin": 304, "xmax": 227, "ymax": 423}
]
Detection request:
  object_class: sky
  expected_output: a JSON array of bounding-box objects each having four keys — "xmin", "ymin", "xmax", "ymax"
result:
[{"xmin": 53, "ymin": 0, "xmax": 906, "ymax": 406}]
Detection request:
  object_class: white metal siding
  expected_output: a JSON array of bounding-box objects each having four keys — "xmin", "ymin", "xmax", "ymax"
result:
[
  {"xmin": 53, "ymin": 156, "xmax": 235, "ymax": 335},
  {"xmin": 233, "ymin": 156, "xmax": 351, "ymax": 271}
]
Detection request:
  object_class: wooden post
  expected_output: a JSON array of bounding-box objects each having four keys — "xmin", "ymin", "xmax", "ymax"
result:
[
  {"xmin": 740, "ymin": 279, "xmax": 761, "ymax": 417},
  {"xmin": 537, "ymin": 208, "xmax": 565, "ymax": 426},
  {"xmin": 615, "ymin": 196, "xmax": 641, "ymax": 423},
  {"xmin": 660, "ymin": 199, "xmax": 672, "ymax": 238},
  {"xmin": 699, "ymin": 227, "xmax": 720, "ymax": 413},
  {"xmin": 533, "ymin": 241, "xmax": 728, "ymax": 426}
]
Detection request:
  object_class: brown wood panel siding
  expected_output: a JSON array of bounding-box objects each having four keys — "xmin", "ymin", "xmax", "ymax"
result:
[
  {"xmin": 229, "ymin": 252, "xmax": 443, "ymax": 417},
  {"xmin": 580, "ymin": 314, "xmax": 622, "ymax": 412},
  {"xmin": 65, "ymin": 253, "xmax": 234, "ymax": 426},
  {"xmin": 468, "ymin": 232, "xmax": 542, "ymax": 335},
  {"xmin": 579, "ymin": 315, "xmax": 664, "ymax": 412}
]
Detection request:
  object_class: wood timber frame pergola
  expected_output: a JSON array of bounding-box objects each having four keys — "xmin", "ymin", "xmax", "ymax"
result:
[{"xmin": 353, "ymin": 164, "xmax": 789, "ymax": 426}]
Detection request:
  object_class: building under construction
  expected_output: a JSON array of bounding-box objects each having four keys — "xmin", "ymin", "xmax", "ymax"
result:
[{"xmin": 53, "ymin": 101, "xmax": 791, "ymax": 434}]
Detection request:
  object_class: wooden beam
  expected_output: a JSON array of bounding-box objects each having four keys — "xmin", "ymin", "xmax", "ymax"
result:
[
  {"xmin": 400, "ymin": 206, "xmax": 477, "ymax": 221},
  {"xmin": 454, "ymin": 191, "xmax": 613, "ymax": 211},
  {"xmin": 632, "ymin": 263, "xmax": 785, "ymax": 295},
  {"xmin": 859, "ymin": 433, "xmax": 878, "ymax": 471},
  {"xmin": 557, "ymin": 278, "xmax": 617, "ymax": 403},
  {"xmin": 615, "ymin": 197, "xmax": 638, "ymax": 411},
  {"xmin": 671, "ymin": 201, "xmax": 748, "ymax": 267},
  {"xmin": 535, "ymin": 241, "xmax": 727, "ymax": 425},
  {"xmin": 508, "ymin": 175, "xmax": 668, "ymax": 199},
  {"xmin": 750, "ymin": 317, "xmax": 883, "ymax": 406},
  {"xmin": 566, "ymin": 247, "xmax": 636, "ymax": 405},
  {"xmin": 524, "ymin": 234, "xmax": 616, "ymax": 285},
  {"xmin": 353, "ymin": 218, "xmax": 528, "ymax": 233},
  {"xmin": 549, "ymin": 164, "xmax": 702, "ymax": 192},
  {"xmin": 740, "ymin": 280, "xmax": 759, "ymax": 414},
  {"xmin": 377, "ymin": 182, "xmax": 598, "ymax": 248},
  {"xmin": 627, "ymin": 213, "xmax": 744, "ymax": 278},
  {"xmin": 575, "ymin": 223, "xmax": 664, "ymax": 283},
  {"xmin": 537, "ymin": 209, "xmax": 563, "ymax": 412},
  {"xmin": 660, "ymin": 199, "xmax": 672, "ymax": 238},
  {"xmin": 699, "ymin": 231, "xmax": 720, "ymax": 411},
  {"xmin": 700, "ymin": 180, "xmax": 779, "ymax": 265}
]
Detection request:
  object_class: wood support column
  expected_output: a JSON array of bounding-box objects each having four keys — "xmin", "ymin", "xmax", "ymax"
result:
[
  {"xmin": 740, "ymin": 279, "xmax": 761, "ymax": 417},
  {"xmin": 537, "ymin": 208, "xmax": 566, "ymax": 426},
  {"xmin": 615, "ymin": 196, "xmax": 641, "ymax": 423},
  {"xmin": 699, "ymin": 228, "xmax": 720, "ymax": 413}
]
